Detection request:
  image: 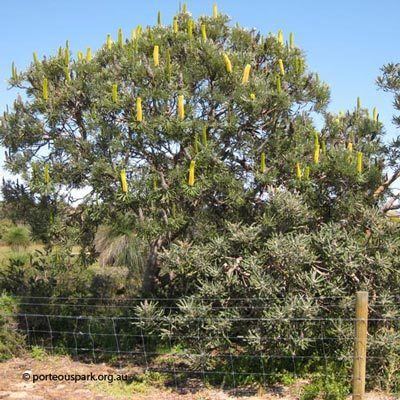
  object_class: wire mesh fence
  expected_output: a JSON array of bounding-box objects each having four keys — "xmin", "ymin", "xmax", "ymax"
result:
[{"xmin": 2, "ymin": 294, "xmax": 400, "ymax": 392}]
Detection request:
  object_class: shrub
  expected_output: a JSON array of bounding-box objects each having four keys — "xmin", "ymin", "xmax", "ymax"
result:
[
  {"xmin": 0, "ymin": 293, "xmax": 25, "ymax": 360},
  {"xmin": 3, "ymin": 225, "xmax": 31, "ymax": 251}
]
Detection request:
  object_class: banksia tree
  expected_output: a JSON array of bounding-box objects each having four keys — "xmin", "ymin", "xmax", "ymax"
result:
[{"xmin": 0, "ymin": 3, "xmax": 388, "ymax": 302}]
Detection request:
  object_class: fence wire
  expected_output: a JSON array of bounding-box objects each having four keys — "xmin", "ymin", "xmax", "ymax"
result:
[{"xmin": 2, "ymin": 295, "xmax": 400, "ymax": 392}]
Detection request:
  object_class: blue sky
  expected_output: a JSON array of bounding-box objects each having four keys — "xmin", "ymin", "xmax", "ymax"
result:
[{"xmin": 0, "ymin": 0, "xmax": 399, "ymax": 179}]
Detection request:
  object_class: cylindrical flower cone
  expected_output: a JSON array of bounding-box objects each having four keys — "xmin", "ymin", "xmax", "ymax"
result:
[
  {"xmin": 276, "ymin": 75, "xmax": 282, "ymax": 94},
  {"xmin": 42, "ymin": 78, "xmax": 48, "ymax": 101},
  {"xmin": 347, "ymin": 142, "xmax": 353, "ymax": 153},
  {"xmin": 242, "ymin": 64, "xmax": 251, "ymax": 84},
  {"xmin": 106, "ymin": 34, "xmax": 112, "ymax": 50},
  {"xmin": 120, "ymin": 169, "xmax": 128, "ymax": 193},
  {"xmin": 289, "ymin": 32, "xmax": 294, "ymax": 49},
  {"xmin": 173, "ymin": 17, "xmax": 178, "ymax": 33},
  {"xmin": 188, "ymin": 160, "xmax": 195, "ymax": 186},
  {"xmin": 153, "ymin": 45, "xmax": 159, "ymax": 67},
  {"xmin": 304, "ymin": 166, "xmax": 310, "ymax": 180},
  {"xmin": 136, "ymin": 97, "xmax": 143, "ymax": 122},
  {"xmin": 64, "ymin": 48, "xmax": 69, "ymax": 65},
  {"xmin": 86, "ymin": 48, "xmax": 92, "ymax": 62},
  {"xmin": 277, "ymin": 30, "xmax": 284, "ymax": 45},
  {"xmin": 187, "ymin": 19, "xmax": 193, "ymax": 38},
  {"xmin": 213, "ymin": 3, "xmax": 218, "ymax": 18},
  {"xmin": 112, "ymin": 84, "xmax": 118, "ymax": 103},
  {"xmin": 118, "ymin": 28, "xmax": 123, "ymax": 47},
  {"xmin": 157, "ymin": 11, "xmax": 162, "ymax": 26},
  {"xmin": 313, "ymin": 144, "xmax": 320, "ymax": 164},
  {"xmin": 296, "ymin": 162, "xmax": 302, "ymax": 179},
  {"xmin": 373, "ymin": 107, "xmax": 378, "ymax": 122},
  {"xmin": 223, "ymin": 53, "xmax": 232, "ymax": 73},
  {"xmin": 201, "ymin": 23, "xmax": 207, "ymax": 42},
  {"xmin": 278, "ymin": 59, "xmax": 285, "ymax": 75},
  {"xmin": 178, "ymin": 95, "xmax": 185, "ymax": 120},
  {"xmin": 357, "ymin": 97, "xmax": 361, "ymax": 110},
  {"xmin": 357, "ymin": 152, "xmax": 363, "ymax": 174}
]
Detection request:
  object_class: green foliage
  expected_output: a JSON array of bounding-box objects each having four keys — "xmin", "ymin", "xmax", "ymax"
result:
[
  {"xmin": 0, "ymin": 293, "xmax": 25, "ymax": 360},
  {"xmin": 3, "ymin": 225, "xmax": 31, "ymax": 251},
  {"xmin": 300, "ymin": 365, "xmax": 349, "ymax": 400},
  {"xmin": 30, "ymin": 345, "xmax": 47, "ymax": 360}
]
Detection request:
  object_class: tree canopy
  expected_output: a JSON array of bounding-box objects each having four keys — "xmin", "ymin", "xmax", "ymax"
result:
[{"xmin": 0, "ymin": 5, "xmax": 398, "ymax": 293}]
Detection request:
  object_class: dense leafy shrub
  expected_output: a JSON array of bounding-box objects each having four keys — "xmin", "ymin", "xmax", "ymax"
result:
[{"xmin": 0, "ymin": 293, "xmax": 25, "ymax": 360}]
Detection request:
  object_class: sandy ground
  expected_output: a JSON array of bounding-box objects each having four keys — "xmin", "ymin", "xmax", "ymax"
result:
[{"xmin": 0, "ymin": 356, "xmax": 396, "ymax": 400}]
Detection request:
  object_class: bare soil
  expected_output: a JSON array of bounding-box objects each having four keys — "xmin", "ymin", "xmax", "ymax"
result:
[{"xmin": 0, "ymin": 356, "xmax": 395, "ymax": 400}]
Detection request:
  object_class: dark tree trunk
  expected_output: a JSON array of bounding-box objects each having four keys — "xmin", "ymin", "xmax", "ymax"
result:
[{"xmin": 141, "ymin": 237, "xmax": 164, "ymax": 295}]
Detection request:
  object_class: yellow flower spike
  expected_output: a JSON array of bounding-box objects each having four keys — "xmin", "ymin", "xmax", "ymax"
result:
[
  {"xmin": 313, "ymin": 131, "xmax": 319, "ymax": 149},
  {"xmin": 173, "ymin": 17, "xmax": 178, "ymax": 33},
  {"xmin": 304, "ymin": 166, "xmax": 310, "ymax": 180},
  {"xmin": 289, "ymin": 32, "xmax": 294, "ymax": 49},
  {"xmin": 278, "ymin": 59, "xmax": 285, "ymax": 75},
  {"xmin": 64, "ymin": 48, "xmax": 69, "ymax": 65},
  {"xmin": 276, "ymin": 75, "xmax": 282, "ymax": 94},
  {"xmin": 321, "ymin": 141, "xmax": 326, "ymax": 155},
  {"xmin": 42, "ymin": 78, "xmax": 48, "ymax": 101},
  {"xmin": 277, "ymin": 29, "xmax": 284, "ymax": 45},
  {"xmin": 118, "ymin": 28, "xmax": 123, "ymax": 47},
  {"xmin": 112, "ymin": 84, "xmax": 118, "ymax": 103},
  {"xmin": 260, "ymin": 152, "xmax": 266, "ymax": 173},
  {"xmin": 201, "ymin": 23, "xmax": 207, "ymax": 42},
  {"xmin": 202, "ymin": 126, "xmax": 208, "ymax": 146},
  {"xmin": 242, "ymin": 64, "xmax": 251, "ymax": 84},
  {"xmin": 153, "ymin": 45, "xmax": 160, "ymax": 67},
  {"xmin": 250, "ymin": 93, "xmax": 256, "ymax": 100},
  {"xmin": 347, "ymin": 142, "xmax": 353, "ymax": 153},
  {"xmin": 77, "ymin": 51, "xmax": 83, "ymax": 61},
  {"xmin": 182, "ymin": 3, "xmax": 187, "ymax": 13},
  {"xmin": 157, "ymin": 11, "xmax": 162, "ymax": 26},
  {"xmin": 188, "ymin": 160, "xmax": 195, "ymax": 186},
  {"xmin": 44, "ymin": 164, "xmax": 50, "ymax": 185},
  {"xmin": 106, "ymin": 34, "xmax": 112, "ymax": 49},
  {"xmin": 65, "ymin": 66, "xmax": 71, "ymax": 82},
  {"xmin": 213, "ymin": 3, "xmax": 218, "ymax": 18},
  {"xmin": 357, "ymin": 97, "xmax": 361, "ymax": 110},
  {"xmin": 296, "ymin": 162, "xmax": 302, "ymax": 179},
  {"xmin": 86, "ymin": 47, "xmax": 92, "ymax": 62},
  {"xmin": 33, "ymin": 52, "xmax": 39, "ymax": 65},
  {"xmin": 136, "ymin": 97, "xmax": 143, "ymax": 122},
  {"xmin": 187, "ymin": 19, "xmax": 193, "ymax": 38},
  {"xmin": 223, "ymin": 53, "xmax": 232, "ymax": 73},
  {"xmin": 356, "ymin": 151, "xmax": 363, "ymax": 174},
  {"xmin": 120, "ymin": 169, "xmax": 128, "ymax": 193},
  {"xmin": 11, "ymin": 63, "xmax": 17, "ymax": 80},
  {"xmin": 136, "ymin": 25, "xmax": 142, "ymax": 37},
  {"xmin": 373, "ymin": 107, "xmax": 378, "ymax": 122},
  {"xmin": 178, "ymin": 94, "xmax": 185, "ymax": 120},
  {"xmin": 313, "ymin": 143, "xmax": 320, "ymax": 164}
]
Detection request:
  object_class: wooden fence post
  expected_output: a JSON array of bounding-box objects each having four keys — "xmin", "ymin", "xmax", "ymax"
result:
[{"xmin": 352, "ymin": 291, "xmax": 368, "ymax": 400}]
